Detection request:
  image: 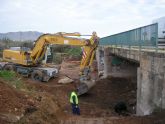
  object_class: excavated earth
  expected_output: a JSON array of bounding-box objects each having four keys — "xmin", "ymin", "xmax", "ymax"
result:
[{"xmin": 0, "ymin": 61, "xmax": 165, "ymax": 124}]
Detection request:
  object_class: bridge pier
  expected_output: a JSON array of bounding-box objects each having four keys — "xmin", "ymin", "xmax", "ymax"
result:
[
  {"xmin": 103, "ymin": 48, "xmax": 112, "ymax": 78},
  {"xmin": 137, "ymin": 53, "xmax": 165, "ymax": 115},
  {"xmin": 96, "ymin": 47, "xmax": 113, "ymax": 78},
  {"xmin": 96, "ymin": 48, "xmax": 104, "ymax": 76}
]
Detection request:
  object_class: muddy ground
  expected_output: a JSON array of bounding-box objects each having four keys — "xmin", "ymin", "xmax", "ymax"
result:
[{"xmin": 0, "ymin": 61, "xmax": 164, "ymax": 124}]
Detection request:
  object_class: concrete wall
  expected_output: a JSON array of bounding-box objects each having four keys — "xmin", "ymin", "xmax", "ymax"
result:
[{"xmin": 97, "ymin": 47, "xmax": 165, "ymax": 116}]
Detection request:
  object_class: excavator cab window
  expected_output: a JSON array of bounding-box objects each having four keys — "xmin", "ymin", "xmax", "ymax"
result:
[{"xmin": 20, "ymin": 47, "xmax": 31, "ymax": 52}]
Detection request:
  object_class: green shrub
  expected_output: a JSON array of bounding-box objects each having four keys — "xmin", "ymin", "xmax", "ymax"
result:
[
  {"xmin": 64, "ymin": 47, "xmax": 82, "ymax": 58},
  {"xmin": 53, "ymin": 53, "xmax": 63, "ymax": 64},
  {"xmin": 0, "ymin": 70, "xmax": 27, "ymax": 90},
  {"xmin": 0, "ymin": 70, "xmax": 16, "ymax": 81}
]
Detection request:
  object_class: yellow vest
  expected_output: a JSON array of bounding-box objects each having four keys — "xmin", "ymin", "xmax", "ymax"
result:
[{"xmin": 70, "ymin": 91, "xmax": 78, "ymax": 104}]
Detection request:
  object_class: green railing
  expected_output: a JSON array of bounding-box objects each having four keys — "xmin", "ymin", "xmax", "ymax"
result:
[{"xmin": 99, "ymin": 23, "xmax": 158, "ymax": 50}]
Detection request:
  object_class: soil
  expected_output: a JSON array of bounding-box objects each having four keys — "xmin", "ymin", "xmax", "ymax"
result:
[
  {"xmin": 0, "ymin": 61, "xmax": 164, "ymax": 124},
  {"xmin": 0, "ymin": 80, "xmax": 37, "ymax": 123},
  {"xmin": 0, "ymin": 81, "xmax": 26, "ymax": 115},
  {"xmin": 79, "ymin": 77, "xmax": 137, "ymax": 117}
]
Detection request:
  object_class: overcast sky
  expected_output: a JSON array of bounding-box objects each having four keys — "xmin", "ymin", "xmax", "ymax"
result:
[{"xmin": 0, "ymin": 0, "xmax": 165, "ymax": 37}]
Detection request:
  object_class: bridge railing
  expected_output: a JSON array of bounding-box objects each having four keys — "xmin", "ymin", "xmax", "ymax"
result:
[{"xmin": 99, "ymin": 23, "xmax": 159, "ymax": 51}]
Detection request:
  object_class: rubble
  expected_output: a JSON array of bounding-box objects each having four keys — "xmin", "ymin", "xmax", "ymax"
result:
[{"xmin": 58, "ymin": 76, "xmax": 73, "ymax": 84}]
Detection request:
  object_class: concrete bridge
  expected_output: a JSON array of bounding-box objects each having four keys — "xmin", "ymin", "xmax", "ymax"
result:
[{"xmin": 96, "ymin": 23, "xmax": 165, "ymax": 116}]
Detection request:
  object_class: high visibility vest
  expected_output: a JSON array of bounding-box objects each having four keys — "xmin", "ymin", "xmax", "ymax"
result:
[{"xmin": 70, "ymin": 91, "xmax": 78, "ymax": 104}]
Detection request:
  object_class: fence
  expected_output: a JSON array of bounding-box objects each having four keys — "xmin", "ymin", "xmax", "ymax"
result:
[{"xmin": 99, "ymin": 23, "xmax": 158, "ymax": 50}]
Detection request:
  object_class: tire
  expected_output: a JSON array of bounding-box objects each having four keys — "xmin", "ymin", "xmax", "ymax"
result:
[
  {"xmin": 31, "ymin": 70, "xmax": 43, "ymax": 82},
  {"xmin": 3, "ymin": 65, "xmax": 15, "ymax": 71},
  {"xmin": 0, "ymin": 65, "xmax": 2, "ymax": 70}
]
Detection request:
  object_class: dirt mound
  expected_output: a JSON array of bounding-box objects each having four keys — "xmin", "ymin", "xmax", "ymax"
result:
[
  {"xmin": 23, "ymin": 78, "xmax": 75, "ymax": 115},
  {"xmin": 0, "ymin": 79, "xmax": 67, "ymax": 124},
  {"xmin": 0, "ymin": 81, "xmax": 27, "ymax": 115},
  {"xmin": 0, "ymin": 80, "xmax": 30, "ymax": 123},
  {"xmin": 17, "ymin": 93, "xmax": 66, "ymax": 124}
]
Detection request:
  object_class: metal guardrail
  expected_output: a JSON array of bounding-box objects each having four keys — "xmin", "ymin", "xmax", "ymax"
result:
[{"xmin": 99, "ymin": 23, "xmax": 159, "ymax": 51}]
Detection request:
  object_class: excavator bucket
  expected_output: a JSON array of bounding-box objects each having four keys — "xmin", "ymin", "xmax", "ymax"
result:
[{"xmin": 77, "ymin": 80, "xmax": 96, "ymax": 95}]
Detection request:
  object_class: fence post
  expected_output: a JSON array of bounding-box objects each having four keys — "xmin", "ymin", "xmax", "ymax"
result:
[
  {"xmin": 139, "ymin": 28, "xmax": 142, "ymax": 52},
  {"xmin": 155, "ymin": 23, "xmax": 158, "ymax": 52}
]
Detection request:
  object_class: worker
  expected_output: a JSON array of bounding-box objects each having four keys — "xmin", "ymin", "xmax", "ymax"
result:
[{"xmin": 69, "ymin": 90, "xmax": 80, "ymax": 115}]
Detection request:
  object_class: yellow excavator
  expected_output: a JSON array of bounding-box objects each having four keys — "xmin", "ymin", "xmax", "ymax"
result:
[{"xmin": 1, "ymin": 32, "xmax": 99, "ymax": 95}]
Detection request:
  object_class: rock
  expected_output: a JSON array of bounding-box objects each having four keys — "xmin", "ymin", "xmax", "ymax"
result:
[
  {"xmin": 0, "ymin": 113, "xmax": 21, "ymax": 122},
  {"xmin": 27, "ymin": 99, "xmax": 35, "ymax": 106},
  {"xmin": 64, "ymin": 110, "xmax": 68, "ymax": 113},
  {"xmin": 114, "ymin": 101, "xmax": 127, "ymax": 115},
  {"xmin": 25, "ymin": 95, "xmax": 29, "ymax": 98},
  {"xmin": 14, "ymin": 108, "xmax": 18, "ymax": 112},
  {"xmin": 58, "ymin": 77, "xmax": 73, "ymax": 84},
  {"xmin": 35, "ymin": 96, "xmax": 42, "ymax": 102},
  {"xmin": 24, "ymin": 106, "xmax": 37, "ymax": 115}
]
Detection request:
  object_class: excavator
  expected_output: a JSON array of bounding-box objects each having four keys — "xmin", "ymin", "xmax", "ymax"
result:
[{"xmin": 0, "ymin": 32, "xmax": 99, "ymax": 95}]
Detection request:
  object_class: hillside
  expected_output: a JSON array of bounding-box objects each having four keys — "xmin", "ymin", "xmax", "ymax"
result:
[{"xmin": 0, "ymin": 31, "xmax": 43, "ymax": 41}]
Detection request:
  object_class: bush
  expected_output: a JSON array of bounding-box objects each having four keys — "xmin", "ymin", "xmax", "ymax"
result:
[
  {"xmin": 53, "ymin": 53, "xmax": 63, "ymax": 64},
  {"xmin": 52, "ymin": 45, "xmax": 69, "ymax": 53},
  {"xmin": 0, "ymin": 70, "xmax": 27, "ymax": 90},
  {"xmin": 0, "ymin": 70, "xmax": 16, "ymax": 81},
  {"xmin": 64, "ymin": 47, "xmax": 82, "ymax": 58}
]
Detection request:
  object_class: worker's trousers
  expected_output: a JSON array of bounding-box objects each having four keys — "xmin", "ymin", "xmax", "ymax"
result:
[{"xmin": 71, "ymin": 104, "xmax": 80, "ymax": 115}]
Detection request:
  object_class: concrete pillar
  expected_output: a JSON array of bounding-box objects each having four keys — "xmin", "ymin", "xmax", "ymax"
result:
[
  {"xmin": 103, "ymin": 47, "xmax": 112, "ymax": 78},
  {"xmin": 136, "ymin": 53, "xmax": 165, "ymax": 116},
  {"xmin": 96, "ymin": 47, "xmax": 103, "ymax": 73},
  {"xmin": 136, "ymin": 67, "xmax": 154, "ymax": 115},
  {"xmin": 162, "ymin": 71, "xmax": 165, "ymax": 109}
]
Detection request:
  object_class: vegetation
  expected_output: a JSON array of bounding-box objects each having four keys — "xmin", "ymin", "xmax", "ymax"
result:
[
  {"xmin": 51, "ymin": 45, "xmax": 82, "ymax": 64},
  {"xmin": 0, "ymin": 38, "xmax": 33, "ymax": 57},
  {"xmin": 0, "ymin": 70, "xmax": 16, "ymax": 80},
  {"xmin": 0, "ymin": 38, "xmax": 33, "ymax": 48},
  {"xmin": 52, "ymin": 45, "xmax": 82, "ymax": 58},
  {"xmin": 64, "ymin": 47, "xmax": 82, "ymax": 58},
  {"xmin": 0, "ymin": 70, "xmax": 27, "ymax": 90}
]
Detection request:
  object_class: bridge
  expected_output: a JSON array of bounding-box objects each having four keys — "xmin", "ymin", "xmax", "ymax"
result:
[{"xmin": 96, "ymin": 23, "xmax": 165, "ymax": 116}]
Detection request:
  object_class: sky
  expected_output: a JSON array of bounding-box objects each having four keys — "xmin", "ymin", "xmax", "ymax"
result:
[{"xmin": 0, "ymin": 0, "xmax": 165, "ymax": 37}]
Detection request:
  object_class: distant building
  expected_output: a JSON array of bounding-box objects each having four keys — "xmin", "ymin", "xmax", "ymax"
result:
[
  {"xmin": 153, "ymin": 16, "xmax": 165, "ymax": 38},
  {"xmin": 153, "ymin": 16, "xmax": 165, "ymax": 48}
]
